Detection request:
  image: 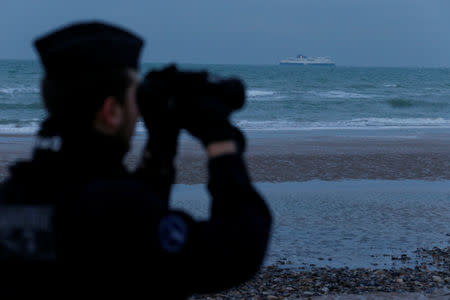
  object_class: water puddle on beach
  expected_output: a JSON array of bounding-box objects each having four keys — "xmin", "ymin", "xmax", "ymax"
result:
[{"xmin": 171, "ymin": 180, "xmax": 450, "ymax": 270}]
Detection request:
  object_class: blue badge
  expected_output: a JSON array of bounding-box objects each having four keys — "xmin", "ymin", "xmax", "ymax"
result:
[{"xmin": 158, "ymin": 214, "xmax": 188, "ymax": 254}]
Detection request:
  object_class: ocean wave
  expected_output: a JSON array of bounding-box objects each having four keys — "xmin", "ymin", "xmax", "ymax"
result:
[
  {"xmin": 0, "ymin": 102, "xmax": 43, "ymax": 109},
  {"xmin": 0, "ymin": 120, "xmax": 147, "ymax": 135},
  {"xmin": 348, "ymin": 84, "xmax": 377, "ymax": 89},
  {"xmin": 234, "ymin": 118, "xmax": 450, "ymax": 130},
  {"xmin": 386, "ymin": 98, "xmax": 449, "ymax": 109},
  {"xmin": 386, "ymin": 98, "xmax": 414, "ymax": 108},
  {"xmin": 1, "ymin": 117, "xmax": 450, "ymax": 134},
  {"xmin": 0, "ymin": 124, "xmax": 39, "ymax": 134},
  {"xmin": 0, "ymin": 86, "xmax": 40, "ymax": 95},
  {"xmin": 311, "ymin": 118, "xmax": 450, "ymax": 128},
  {"xmin": 235, "ymin": 120, "xmax": 301, "ymax": 130},
  {"xmin": 247, "ymin": 89, "xmax": 276, "ymax": 98},
  {"xmin": 309, "ymin": 90, "xmax": 374, "ymax": 99}
]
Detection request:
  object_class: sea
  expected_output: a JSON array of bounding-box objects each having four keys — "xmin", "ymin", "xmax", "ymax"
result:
[{"xmin": 1, "ymin": 59, "xmax": 450, "ymax": 135}]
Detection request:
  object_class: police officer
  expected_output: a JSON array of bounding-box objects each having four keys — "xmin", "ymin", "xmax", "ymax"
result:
[{"xmin": 0, "ymin": 22, "xmax": 271, "ymax": 298}]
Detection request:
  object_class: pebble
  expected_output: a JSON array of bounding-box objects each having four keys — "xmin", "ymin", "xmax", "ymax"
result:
[
  {"xmin": 432, "ymin": 276, "xmax": 442, "ymax": 282},
  {"xmin": 190, "ymin": 247, "xmax": 450, "ymax": 300}
]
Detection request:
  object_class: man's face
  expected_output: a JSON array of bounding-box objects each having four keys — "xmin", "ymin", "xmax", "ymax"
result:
[{"xmin": 117, "ymin": 69, "xmax": 139, "ymax": 146}]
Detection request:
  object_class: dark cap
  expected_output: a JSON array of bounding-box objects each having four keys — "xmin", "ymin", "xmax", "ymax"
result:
[{"xmin": 34, "ymin": 21, "xmax": 144, "ymax": 78}]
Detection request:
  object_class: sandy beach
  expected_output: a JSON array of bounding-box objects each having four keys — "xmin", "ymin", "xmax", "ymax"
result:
[
  {"xmin": 170, "ymin": 129, "xmax": 450, "ymax": 184},
  {"xmin": 1, "ymin": 128, "xmax": 449, "ymax": 299},
  {"xmin": 3, "ymin": 129, "xmax": 449, "ymax": 183}
]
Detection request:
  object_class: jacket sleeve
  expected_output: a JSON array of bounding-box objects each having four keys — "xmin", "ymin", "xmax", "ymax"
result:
[
  {"xmin": 132, "ymin": 141, "xmax": 177, "ymax": 205},
  {"xmin": 159, "ymin": 153, "xmax": 272, "ymax": 295}
]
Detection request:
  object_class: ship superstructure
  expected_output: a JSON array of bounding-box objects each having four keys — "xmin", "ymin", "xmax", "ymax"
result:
[{"xmin": 280, "ymin": 54, "xmax": 335, "ymax": 66}]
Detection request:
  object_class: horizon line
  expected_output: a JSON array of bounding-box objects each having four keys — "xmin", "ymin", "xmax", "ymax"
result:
[{"xmin": 0, "ymin": 58, "xmax": 448, "ymax": 69}]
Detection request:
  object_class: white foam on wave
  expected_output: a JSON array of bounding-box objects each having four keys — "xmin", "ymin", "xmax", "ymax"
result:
[
  {"xmin": 235, "ymin": 120, "xmax": 301, "ymax": 130},
  {"xmin": 0, "ymin": 118, "xmax": 42, "ymax": 134},
  {"xmin": 0, "ymin": 86, "xmax": 40, "ymax": 95},
  {"xmin": 326, "ymin": 117, "xmax": 450, "ymax": 128},
  {"xmin": 1, "ymin": 117, "xmax": 449, "ymax": 135},
  {"xmin": 310, "ymin": 90, "xmax": 374, "ymax": 99},
  {"xmin": 247, "ymin": 90, "xmax": 276, "ymax": 98},
  {"xmin": 0, "ymin": 124, "xmax": 39, "ymax": 134},
  {"xmin": 235, "ymin": 118, "xmax": 450, "ymax": 131},
  {"xmin": 0, "ymin": 120, "xmax": 146, "ymax": 135}
]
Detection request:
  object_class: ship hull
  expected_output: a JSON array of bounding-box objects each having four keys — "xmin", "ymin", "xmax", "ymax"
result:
[{"xmin": 280, "ymin": 62, "xmax": 335, "ymax": 66}]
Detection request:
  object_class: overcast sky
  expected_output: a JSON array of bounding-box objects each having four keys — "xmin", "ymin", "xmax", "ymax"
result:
[{"xmin": 1, "ymin": 0, "xmax": 449, "ymax": 67}]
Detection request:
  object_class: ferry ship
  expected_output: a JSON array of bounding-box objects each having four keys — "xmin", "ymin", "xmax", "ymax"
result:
[{"xmin": 280, "ymin": 54, "xmax": 335, "ymax": 66}]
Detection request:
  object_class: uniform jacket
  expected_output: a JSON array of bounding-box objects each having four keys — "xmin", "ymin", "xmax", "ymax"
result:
[{"xmin": 0, "ymin": 124, "xmax": 272, "ymax": 299}]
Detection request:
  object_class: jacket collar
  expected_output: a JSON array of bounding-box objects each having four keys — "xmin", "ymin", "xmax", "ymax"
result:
[{"xmin": 33, "ymin": 117, "xmax": 129, "ymax": 179}]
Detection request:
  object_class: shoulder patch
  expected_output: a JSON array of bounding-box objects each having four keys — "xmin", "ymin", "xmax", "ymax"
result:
[{"xmin": 158, "ymin": 213, "xmax": 189, "ymax": 254}]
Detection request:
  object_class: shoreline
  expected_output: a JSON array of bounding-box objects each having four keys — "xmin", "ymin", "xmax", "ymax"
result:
[
  {"xmin": 190, "ymin": 255, "xmax": 450, "ymax": 299},
  {"xmin": 172, "ymin": 180, "xmax": 450, "ymax": 270}
]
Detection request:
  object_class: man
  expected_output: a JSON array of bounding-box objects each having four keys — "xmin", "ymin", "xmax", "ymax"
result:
[{"xmin": 0, "ymin": 21, "xmax": 271, "ymax": 298}]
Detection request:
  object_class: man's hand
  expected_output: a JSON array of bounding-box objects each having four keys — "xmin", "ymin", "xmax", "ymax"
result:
[
  {"xmin": 136, "ymin": 67, "xmax": 181, "ymax": 199},
  {"xmin": 137, "ymin": 66, "xmax": 180, "ymax": 160},
  {"xmin": 184, "ymin": 119, "xmax": 246, "ymax": 154},
  {"xmin": 207, "ymin": 141, "xmax": 237, "ymax": 158}
]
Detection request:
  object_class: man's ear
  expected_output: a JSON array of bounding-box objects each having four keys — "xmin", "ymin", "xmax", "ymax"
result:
[{"xmin": 95, "ymin": 97, "xmax": 123, "ymax": 134}]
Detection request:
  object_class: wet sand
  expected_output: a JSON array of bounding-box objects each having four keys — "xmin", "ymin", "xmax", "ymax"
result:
[
  {"xmin": 114, "ymin": 129, "xmax": 450, "ymax": 183},
  {"xmin": 3, "ymin": 129, "xmax": 448, "ymax": 183}
]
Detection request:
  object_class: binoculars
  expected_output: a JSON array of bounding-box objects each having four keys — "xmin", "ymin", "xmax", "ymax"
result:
[{"xmin": 136, "ymin": 65, "xmax": 246, "ymax": 122}]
